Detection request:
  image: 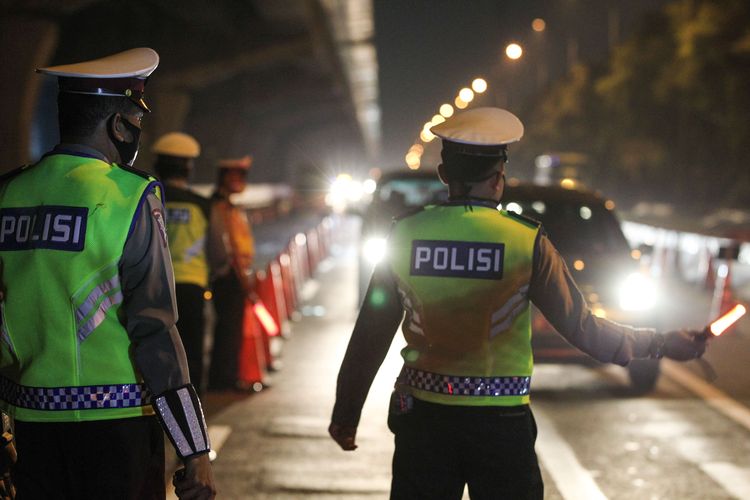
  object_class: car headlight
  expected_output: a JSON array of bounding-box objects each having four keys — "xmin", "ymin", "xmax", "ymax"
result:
[
  {"xmin": 363, "ymin": 236, "xmax": 388, "ymax": 265},
  {"xmin": 618, "ymin": 272, "xmax": 658, "ymax": 311}
]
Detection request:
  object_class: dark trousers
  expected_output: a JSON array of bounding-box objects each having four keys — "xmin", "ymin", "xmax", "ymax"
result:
[
  {"xmin": 208, "ymin": 273, "xmax": 245, "ymax": 389},
  {"xmin": 389, "ymin": 399, "xmax": 543, "ymax": 500},
  {"xmin": 176, "ymin": 283, "xmax": 207, "ymax": 394},
  {"xmin": 12, "ymin": 416, "xmax": 165, "ymax": 500}
]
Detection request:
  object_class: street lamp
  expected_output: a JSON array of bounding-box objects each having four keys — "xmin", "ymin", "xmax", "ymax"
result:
[
  {"xmin": 505, "ymin": 43, "xmax": 523, "ymax": 60},
  {"xmin": 458, "ymin": 87, "xmax": 474, "ymax": 103},
  {"xmin": 439, "ymin": 103, "xmax": 454, "ymax": 118},
  {"xmin": 471, "ymin": 78, "xmax": 488, "ymax": 93}
]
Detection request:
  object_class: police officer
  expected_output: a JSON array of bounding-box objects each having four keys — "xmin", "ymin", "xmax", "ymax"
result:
[
  {"xmin": 153, "ymin": 132, "xmax": 212, "ymax": 395},
  {"xmin": 0, "ymin": 49, "xmax": 215, "ymax": 499},
  {"xmin": 329, "ymin": 107, "xmax": 707, "ymax": 500},
  {"xmin": 206, "ymin": 156, "xmax": 258, "ymax": 391}
]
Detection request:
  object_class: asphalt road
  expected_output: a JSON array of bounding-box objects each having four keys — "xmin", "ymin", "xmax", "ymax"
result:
[{"xmin": 179, "ymin": 215, "xmax": 750, "ymax": 500}]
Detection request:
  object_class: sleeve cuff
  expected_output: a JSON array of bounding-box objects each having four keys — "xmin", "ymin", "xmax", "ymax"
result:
[{"xmin": 153, "ymin": 384, "xmax": 211, "ymax": 459}]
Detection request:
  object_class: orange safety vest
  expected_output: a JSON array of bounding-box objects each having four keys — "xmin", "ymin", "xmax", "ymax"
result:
[{"xmin": 216, "ymin": 199, "xmax": 255, "ymax": 276}]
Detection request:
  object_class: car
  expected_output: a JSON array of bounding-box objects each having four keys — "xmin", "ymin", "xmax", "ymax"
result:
[
  {"xmin": 501, "ymin": 180, "xmax": 662, "ymax": 392},
  {"xmin": 358, "ymin": 172, "xmax": 661, "ymax": 392},
  {"xmin": 357, "ymin": 169, "xmax": 447, "ymax": 300}
]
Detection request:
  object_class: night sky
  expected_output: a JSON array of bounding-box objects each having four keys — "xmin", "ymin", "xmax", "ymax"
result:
[{"xmin": 374, "ymin": 0, "xmax": 671, "ymax": 169}]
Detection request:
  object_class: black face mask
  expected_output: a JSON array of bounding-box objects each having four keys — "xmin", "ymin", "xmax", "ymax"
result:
[{"xmin": 109, "ymin": 114, "xmax": 142, "ymax": 166}]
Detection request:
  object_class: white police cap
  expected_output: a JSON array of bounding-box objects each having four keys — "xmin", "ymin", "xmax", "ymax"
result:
[
  {"xmin": 430, "ymin": 107, "xmax": 524, "ymax": 157},
  {"xmin": 152, "ymin": 132, "xmax": 201, "ymax": 159},
  {"xmin": 37, "ymin": 48, "xmax": 159, "ymax": 112}
]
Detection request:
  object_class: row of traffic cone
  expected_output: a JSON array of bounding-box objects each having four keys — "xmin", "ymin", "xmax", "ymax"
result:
[{"xmin": 237, "ymin": 216, "xmax": 334, "ymax": 389}]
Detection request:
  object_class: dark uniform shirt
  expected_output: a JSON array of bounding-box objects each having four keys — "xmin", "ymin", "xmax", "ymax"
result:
[{"xmin": 332, "ymin": 206, "xmax": 656, "ymax": 428}]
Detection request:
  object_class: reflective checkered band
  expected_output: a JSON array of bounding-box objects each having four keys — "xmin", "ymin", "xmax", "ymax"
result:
[
  {"xmin": 404, "ymin": 367, "xmax": 530, "ymax": 397},
  {"xmin": 0, "ymin": 376, "xmax": 151, "ymax": 411}
]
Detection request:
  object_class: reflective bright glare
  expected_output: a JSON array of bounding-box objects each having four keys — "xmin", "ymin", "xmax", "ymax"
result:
[
  {"xmin": 631, "ymin": 249, "xmax": 642, "ymax": 260},
  {"xmin": 531, "ymin": 201, "xmax": 546, "ymax": 214},
  {"xmin": 363, "ymin": 179, "xmax": 377, "ymax": 194},
  {"xmin": 605, "ymin": 200, "xmax": 616, "ymax": 210},
  {"xmin": 459, "ymin": 88, "xmax": 475, "ymax": 102},
  {"xmin": 618, "ymin": 273, "xmax": 658, "ymax": 311},
  {"xmin": 532, "ymin": 18, "xmax": 546, "ymax": 32},
  {"xmin": 592, "ymin": 306, "xmax": 607, "ymax": 319},
  {"xmin": 431, "ymin": 114, "xmax": 446, "ymax": 126},
  {"xmin": 560, "ymin": 178, "xmax": 576, "ymax": 189},
  {"xmin": 472, "ymin": 78, "xmax": 488, "ymax": 93},
  {"xmin": 439, "ymin": 103, "xmax": 454, "ymax": 117},
  {"xmin": 573, "ymin": 260, "xmax": 585, "ymax": 271},
  {"xmin": 363, "ymin": 237, "xmax": 388, "ymax": 265},
  {"xmin": 580, "ymin": 206, "xmax": 592, "ymax": 220},
  {"xmin": 454, "ymin": 96, "xmax": 468, "ymax": 109},
  {"xmin": 505, "ymin": 43, "xmax": 523, "ymax": 60},
  {"xmin": 327, "ymin": 174, "xmax": 358, "ymax": 211},
  {"xmin": 409, "ymin": 143, "xmax": 424, "ymax": 155},
  {"xmin": 505, "ymin": 202, "xmax": 522, "ymax": 214}
]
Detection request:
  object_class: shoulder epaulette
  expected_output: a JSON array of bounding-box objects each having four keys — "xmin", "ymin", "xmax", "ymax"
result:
[
  {"xmin": 505, "ymin": 210, "xmax": 541, "ymax": 229},
  {"xmin": 117, "ymin": 163, "xmax": 155, "ymax": 181},
  {"xmin": 393, "ymin": 205, "xmax": 428, "ymax": 222},
  {"xmin": 0, "ymin": 164, "xmax": 32, "ymax": 184}
]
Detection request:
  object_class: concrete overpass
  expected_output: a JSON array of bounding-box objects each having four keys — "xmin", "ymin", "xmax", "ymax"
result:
[{"xmin": 0, "ymin": 0, "xmax": 380, "ymax": 185}]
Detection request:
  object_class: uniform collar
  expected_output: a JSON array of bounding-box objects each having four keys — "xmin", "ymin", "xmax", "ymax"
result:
[
  {"xmin": 443, "ymin": 196, "xmax": 499, "ymax": 209},
  {"xmin": 47, "ymin": 144, "xmax": 111, "ymax": 164}
]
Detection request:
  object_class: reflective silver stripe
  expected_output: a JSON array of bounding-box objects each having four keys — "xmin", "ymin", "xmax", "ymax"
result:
[
  {"xmin": 0, "ymin": 304, "xmax": 13, "ymax": 355},
  {"xmin": 397, "ymin": 288, "xmax": 413, "ymax": 308},
  {"xmin": 490, "ymin": 299, "xmax": 528, "ymax": 338},
  {"xmin": 178, "ymin": 387, "xmax": 209, "ymax": 452},
  {"xmin": 409, "ymin": 323, "xmax": 425, "ymax": 335},
  {"xmin": 155, "ymin": 395, "xmax": 192, "ymax": 457},
  {"xmin": 183, "ymin": 236, "xmax": 206, "ymax": 262},
  {"xmin": 76, "ymin": 291, "xmax": 124, "ymax": 342},
  {"xmin": 489, "ymin": 284, "xmax": 529, "ymax": 338},
  {"xmin": 491, "ymin": 285, "xmax": 529, "ymax": 323},
  {"xmin": 75, "ymin": 275, "xmax": 120, "ymax": 324}
]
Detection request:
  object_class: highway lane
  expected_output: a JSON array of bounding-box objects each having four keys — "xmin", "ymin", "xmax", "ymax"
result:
[{"xmin": 193, "ymin": 215, "xmax": 750, "ymax": 499}]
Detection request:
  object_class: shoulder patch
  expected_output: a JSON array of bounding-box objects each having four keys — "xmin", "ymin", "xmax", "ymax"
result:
[
  {"xmin": 504, "ymin": 210, "xmax": 541, "ymax": 229},
  {"xmin": 0, "ymin": 164, "xmax": 32, "ymax": 184}
]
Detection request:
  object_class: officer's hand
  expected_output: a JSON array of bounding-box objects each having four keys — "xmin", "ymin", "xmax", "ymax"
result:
[
  {"xmin": 328, "ymin": 422, "xmax": 358, "ymax": 451},
  {"xmin": 174, "ymin": 453, "xmax": 216, "ymax": 500},
  {"xmin": 661, "ymin": 330, "xmax": 707, "ymax": 361}
]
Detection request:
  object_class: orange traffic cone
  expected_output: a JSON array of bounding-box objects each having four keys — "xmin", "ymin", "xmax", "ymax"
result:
[{"xmin": 237, "ymin": 299, "xmax": 267, "ymax": 391}]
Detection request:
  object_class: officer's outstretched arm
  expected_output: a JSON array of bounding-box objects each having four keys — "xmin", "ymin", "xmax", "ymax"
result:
[
  {"xmin": 330, "ymin": 264, "xmax": 404, "ymax": 450},
  {"xmin": 529, "ymin": 233, "xmax": 704, "ymax": 365}
]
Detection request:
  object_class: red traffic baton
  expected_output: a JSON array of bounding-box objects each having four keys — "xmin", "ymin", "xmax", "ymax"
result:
[{"xmin": 702, "ymin": 303, "xmax": 746, "ymax": 339}]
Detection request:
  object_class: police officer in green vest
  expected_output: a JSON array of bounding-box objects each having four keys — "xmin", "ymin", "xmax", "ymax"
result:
[
  {"xmin": 153, "ymin": 132, "xmax": 212, "ymax": 395},
  {"xmin": 329, "ymin": 107, "xmax": 707, "ymax": 499},
  {"xmin": 0, "ymin": 49, "xmax": 215, "ymax": 499}
]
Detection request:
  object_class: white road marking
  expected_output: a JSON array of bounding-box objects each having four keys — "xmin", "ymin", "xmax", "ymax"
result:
[
  {"xmin": 700, "ymin": 462, "xmax": 750, "ymax": 500},
  {"xmin": 534, "ymin": 406, "xmax": 608, "ymax": 500},
  {"xmin": 661, "ymin": 360, "xmax": 750, "ymax": 432},
  {"xmin": 167, "ymin": 425, "xmax": 232, "ymax": 500}
]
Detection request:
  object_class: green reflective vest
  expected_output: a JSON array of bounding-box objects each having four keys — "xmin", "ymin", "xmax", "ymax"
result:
[
  {"xmin": 164, "ymin": 186, "xmax": 210, "ymax": 288},
  {"xmin": 388, "ymin": 202, "xmax": 539, "ymax": 406},
  {"xmin": 0, "ymin": 153, "xmax": 159, "ymax": 422}
]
